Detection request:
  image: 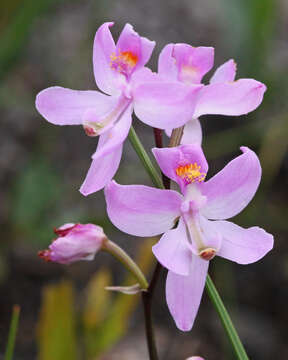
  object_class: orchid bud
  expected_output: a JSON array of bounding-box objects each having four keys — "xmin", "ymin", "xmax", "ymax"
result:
[{"xmin": 38, "ymin": 223, "xmax": 107, "ymax": 264}]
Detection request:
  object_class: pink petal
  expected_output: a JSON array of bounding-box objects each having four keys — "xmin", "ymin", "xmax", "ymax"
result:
[
  {"xmin": 209, "ymin": 59, "xmax": 237, "ymax": 84},
  {"xmin": 158, "ymin": 43, "xmax": 214, "ymax": 84},
  {"xmin": 201, "ymin": 147, "xmax": 261, "ymax": 220},
  {"xmin": 133, "ymin": 82, "xmax": 203, "ymax": 129},
  {"xmin": 80, "ymin": 145, "xmax": 122, "ymax": 196},
  {"xmin": 82, "ymin": 96, "xmax": 131, "ymax": 136},
  {"xmin": 90, "ymin": 104, "xmax": 132, "ymax": 158},
  {"xmin": 181, "ymin": 118, "xmax": 202, "ymax": 145},
  {"xmin": 172, "ymin": 44, "xmax": 214, "ymax": 84},
  {"xmin": 104, "ymin": 181, "xmax": 182, "ymax": 237},
  {"xmin": 194, "ymin": 79, "xmax": 267, "ymax": 118},
  {"xmin": 93, "ymin": 22, "xmax": 121, "ymax": 96},
  {"xmin": 158, "ymin": 44, "xmax": 179, "ymax": 81},
  {"xmin": 165, "ymin": 128, "xmax": 173, "ymax": 137},
  {"xmin": 35, "ymin": 87, "xmax": 116, "ymax": 126},
  {"xmin": 152, "ymin": 218, "xmax": 192, "ymax": 276},
  {"xmin": 166, "ymin": 256, "xmax": 209, "ymax": 331},
  {"xmin": 210, "ymin": 220, "xmax": 274, "ymax": 264},
  {"xmin": 152, "ymin": 144, "xmax": 208, "ymax": 193},
  {"xmin": 116, "ymin": 23, "xmax": 155, "ymax": 69},
  {"xmin": 130, "ymin": 67, "xmax": 158, "ymax": 87}
]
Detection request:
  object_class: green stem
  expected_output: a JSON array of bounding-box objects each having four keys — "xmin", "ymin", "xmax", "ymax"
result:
[
  {"xmin": 129, "ymin": 125, "xmax": 249, "ymax": 360},
  {"xmin": 102, "ymin": 239, "xmax": 148, "ymax": 290},
  {"xmin": 205, "ymin": 275, "xmax": 249, "ymax": 360},
  {"xmin": 128, "ymin": 126, "xmax": 164, "ymax": 189},
  {"xmin": 4, "ymin": 305, "xmax": 20, "ymax": 360}
]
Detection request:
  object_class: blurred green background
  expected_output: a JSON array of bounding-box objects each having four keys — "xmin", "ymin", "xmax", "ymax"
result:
[{"xmin": 0, "ymin": 0, "xmax": 287, "ymax": 359}]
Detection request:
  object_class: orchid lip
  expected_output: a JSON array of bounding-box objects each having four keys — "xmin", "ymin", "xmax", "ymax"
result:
[
  {"xmin": 110, "ymin": 49, "xmax": 139, "ymax": 79},
  {"xmin": 176, "ymin": 162, "xmax": 206, "ymax": 185}
]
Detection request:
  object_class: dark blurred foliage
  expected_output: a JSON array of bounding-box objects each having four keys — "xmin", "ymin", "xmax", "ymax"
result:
[{"xmin": 0, "ymin": 0, "xmax": 287, "ymax": 359}]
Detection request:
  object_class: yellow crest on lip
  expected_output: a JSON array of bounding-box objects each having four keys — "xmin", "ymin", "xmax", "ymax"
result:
[
  {"xmin": 175, "ymin": 162, "xmax": 206, "ymax": 184},
  {"xmin": 110, "ymin": 50, "xmax": 138, "ymax": 74},
  {"xmin": 120, "ymin": 51, "xmax": 138, "ymax": 66}
]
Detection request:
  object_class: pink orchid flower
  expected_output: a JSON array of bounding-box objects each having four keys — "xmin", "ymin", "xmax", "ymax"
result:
[
  {"xmin": 158, "ymin": 44, "xmax": 267, "ymax": 145},
  {"xmin": 36, "ymin": 23, "xmax": 202, "ymax": 195},
  {"xmin": 104, "ymin": 144, "xmax": 273, "ymax": 331},
  {"xmin": 39, "ymin": 223, "xmax": 107, "ymax": 264}
]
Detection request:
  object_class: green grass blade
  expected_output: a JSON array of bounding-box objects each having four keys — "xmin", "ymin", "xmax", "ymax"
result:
[
  {"xmin": 4, "ymin": 305, "xmax": 21, "ymax": 360},
  {"xmin": 205, "ymin": 275, "xmax": 249, "ymax": 360}
]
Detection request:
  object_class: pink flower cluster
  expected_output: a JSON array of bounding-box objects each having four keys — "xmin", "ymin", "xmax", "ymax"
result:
[
  {"xmin": 36, "ymin": 22, "xmax": 266, "ymax": 195},
  {"xmin": 36, "ymin": 22, "xmax": 273, "ymax": 332}
]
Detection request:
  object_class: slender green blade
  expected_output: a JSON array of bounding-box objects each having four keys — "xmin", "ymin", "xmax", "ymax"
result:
[
  {"xmin": 4, "ymin": 305, "xmax": 21, "ymax": 360},
  {"xmin": 205, "ymin": 275, "xmax": 249, "ymax": 360}
]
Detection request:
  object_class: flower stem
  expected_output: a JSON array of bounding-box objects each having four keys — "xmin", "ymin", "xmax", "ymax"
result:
[
  {"xmin": 153, "ymin": 128, "xmax": 171, "ymax": 189},
  {"xmin": 153, "ymin": 128, "xmax": 163, "ymax": 148},
  {"xmin": 102, "ymin": 239, "xmax": 148, "ymax": 290},
  {"xmin": 205, "ymin": 274, "xmax": 249, "ymax": 360},
  {"xmin": 169, "ymin": 126, "xmax": 184, "ymax": 147},
  {"xmin": 4, "ymin": 305, "xmax": 20, "ymax": 360},
  {"xmin": 142, "ymin": 287, "xmax": 160, "ymax": 360},
  {"xmin": 128, "ymin": 126, "xmax": 164, "ymax": 189},
  {"xmin": 129, "ymin": 125, "xmax": 249, "ymax": 360}
]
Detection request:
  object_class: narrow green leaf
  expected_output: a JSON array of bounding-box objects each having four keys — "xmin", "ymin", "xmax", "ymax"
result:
[
  {"xmin": 205, "ymin": 275, "xmax": 249, "ymax": 360},
  {"xmin": 4, "ymin": 305, "xmax": 20, "ymax": 360}
]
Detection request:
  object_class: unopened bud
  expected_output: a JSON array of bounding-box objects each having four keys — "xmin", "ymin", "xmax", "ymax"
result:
[{"xmin": 38, "ymin": 223, "xmax": 107, "ymax": 264}]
